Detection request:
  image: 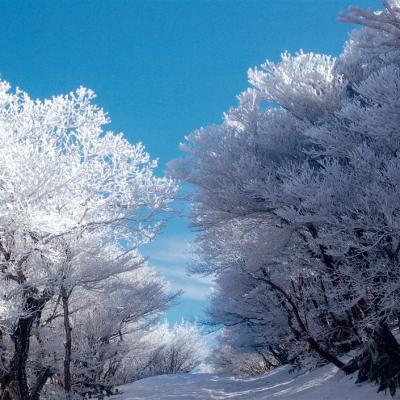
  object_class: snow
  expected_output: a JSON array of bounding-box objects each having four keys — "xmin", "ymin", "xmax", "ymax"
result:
[{"xmin": 113, "ymin": 363, "xmax": 396, "ymax": 399}]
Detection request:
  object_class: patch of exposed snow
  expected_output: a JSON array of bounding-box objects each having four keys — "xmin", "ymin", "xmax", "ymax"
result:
[{"xmin": 113, "ymin": 363, "xmax": 397, "ymax": 399}]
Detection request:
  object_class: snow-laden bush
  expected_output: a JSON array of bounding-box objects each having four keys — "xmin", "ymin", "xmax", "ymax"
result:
[
  {"xmin": 118, "ymin": 321, "xmax": 207, "ymax": 382},
  {"xmin": 212, "ymin": 343, "xmax": 274, "ymax": 376},
  {"xmin": 142, "ymin": 321, "xmax": 207, "ymax": 377}
]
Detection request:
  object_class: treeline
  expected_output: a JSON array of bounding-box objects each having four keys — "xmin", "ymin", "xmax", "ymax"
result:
[
  {"xmin": 0, "ymin": 86, "xmax": 204, "ymax": 400},
  {"xmin": 172, "ymin": 1, "xmax": 400, "ymax": 395}
]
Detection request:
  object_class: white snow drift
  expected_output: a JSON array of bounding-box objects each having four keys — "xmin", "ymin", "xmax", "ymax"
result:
[{"xmin": 114, "ymin": 364, "xmax": 394, "ymax": 400}]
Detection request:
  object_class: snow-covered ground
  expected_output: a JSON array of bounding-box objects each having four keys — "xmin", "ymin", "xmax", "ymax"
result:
[{"xmin": 114, "ymin": 363, "xmax": 396, "ymax": 400}]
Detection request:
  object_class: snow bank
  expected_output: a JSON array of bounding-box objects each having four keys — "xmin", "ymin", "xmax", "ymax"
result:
[{"xmin": 114, "ymin": 363, "xmax": 396, "ymax": 399}]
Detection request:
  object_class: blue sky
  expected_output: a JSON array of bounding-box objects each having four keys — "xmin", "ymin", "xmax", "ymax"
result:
[{"xmin": 0, "ymin": 0, "xmax": 380, "ymax": 323}]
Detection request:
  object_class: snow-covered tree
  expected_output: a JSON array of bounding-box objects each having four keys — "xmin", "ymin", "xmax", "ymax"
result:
[
  {"xmin": 110, "ymin": 320, "xmax": 206, "ymax": 386},
  {"xmin": 0, "ymin": 82, "xmax": 178, "ymax": 400},
  {"xmin": 172, "ymin": 0, "xmax": 400, "ymax": 393},
  {"xmin": 140, "ymin": 321, "xmax": 206, "ymax": 377}
]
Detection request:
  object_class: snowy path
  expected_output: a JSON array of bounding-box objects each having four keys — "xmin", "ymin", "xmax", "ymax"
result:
[{"xmin": 114, "ymin": 364, "xmax": 395, "ymax": 400}]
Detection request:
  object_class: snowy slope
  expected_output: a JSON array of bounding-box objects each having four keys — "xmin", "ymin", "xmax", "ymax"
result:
[{"xmin": 114, "ymin": 364, "xmax": 397, "ymax": 400}]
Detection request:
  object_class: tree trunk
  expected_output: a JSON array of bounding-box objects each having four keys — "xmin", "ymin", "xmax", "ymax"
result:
[
  {"xmin": 0, "ymin": 290, "xmax": 53, "ymax": 400},
  {"xmin": 30, "ymin": 367, "xmax": 54, "ymax": 400},
  {"xmin": 344, "ymin": 322, "xmax": 400, "ymax": 396},
  {"xmin": 8, "ymin": 312, "xmax": 34, "ymax": 399},
  {"xmin": 261, "ymin": 271, "xmax": 345, "ymax": 369},
  {"xmin": 61, "ymin": 287, "xmax": 72, "ymax": 399}
]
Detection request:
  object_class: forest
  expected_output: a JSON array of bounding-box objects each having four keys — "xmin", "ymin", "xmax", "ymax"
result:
[{"xmin": 1, "ymin": 1, "xmax": 400, "ymax": 399}]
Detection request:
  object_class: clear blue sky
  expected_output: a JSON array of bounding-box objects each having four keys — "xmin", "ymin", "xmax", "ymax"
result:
[{"xmin": 0, "ymin": 0, "xmax": 381, "ymax": 323}]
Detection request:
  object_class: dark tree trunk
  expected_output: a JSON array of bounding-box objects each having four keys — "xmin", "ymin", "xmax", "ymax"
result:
[
  {"xmin": 8, "ymin": 310, "xmax": 35, "ymax": 399},
  {"xmin": 260, "ymin": 270, "xmax": 345, "ymax": 370},
  {"xmin": 30, "ymin": 367, "xmax": 54, "ymax": 400},
  {"xmin": 61, "ymin": 287, "xmax": 72, "ymax": 399},
  {"xmin": 0, "ymin": 290, "xmax": 53, "ymax": 400},
  {"xmin": 344, "ymin": 322, "xmax": 400, "ymax": 396}
]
